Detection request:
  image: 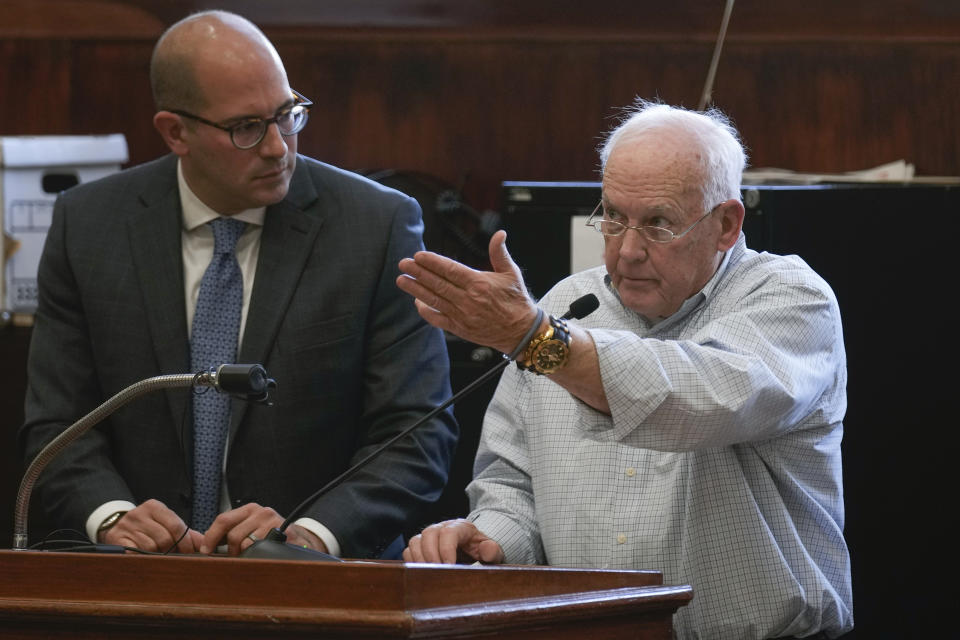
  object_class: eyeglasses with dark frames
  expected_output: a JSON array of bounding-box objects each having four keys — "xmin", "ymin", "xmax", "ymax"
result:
[
  {"xmin": 170, "ymin": 89, "xmax": 313, "ymax": 150},
  {"xmin": 585, "ymin": 200, "xmax": 726, "ymax": 243}
]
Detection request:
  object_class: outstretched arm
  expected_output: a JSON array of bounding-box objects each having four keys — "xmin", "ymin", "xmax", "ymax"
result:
[{"xmin": 397, "ymin": 230, "xmax": 610, "ymax": 413}]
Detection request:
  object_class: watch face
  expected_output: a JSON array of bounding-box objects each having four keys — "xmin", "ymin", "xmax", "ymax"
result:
[{"xmin": 533, "ymin": 340, "xmax": 569, "ymax": 374}]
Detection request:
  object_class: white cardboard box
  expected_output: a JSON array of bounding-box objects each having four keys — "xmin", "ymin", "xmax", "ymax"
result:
[{"xmin": 1, "ymin": 134, "xmax": 128, "ymax": 313}]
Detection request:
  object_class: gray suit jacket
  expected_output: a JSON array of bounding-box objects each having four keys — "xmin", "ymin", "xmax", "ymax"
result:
[{"xmin": 19, "ymin": 153, "xmax": 457, "ymax": 558}]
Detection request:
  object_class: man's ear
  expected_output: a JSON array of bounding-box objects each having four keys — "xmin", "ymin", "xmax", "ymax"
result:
[
  {"xmin": 716, "ymin": 199, "xmax": 745, "ymax": 251},
  {"xmin": 153, "ymin": 111, "xmax": 190, "ymax": 156}
]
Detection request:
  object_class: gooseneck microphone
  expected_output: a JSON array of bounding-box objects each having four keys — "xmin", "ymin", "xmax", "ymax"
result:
[
  {"xmin": 12, "ymin": 364, "xmax": 275, "ymax": 551},
  {"xmin": 242, "ymin": 293, "xmax": 600, "ymax": 561}
]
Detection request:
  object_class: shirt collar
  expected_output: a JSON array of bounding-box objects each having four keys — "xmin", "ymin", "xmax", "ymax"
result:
[{"xmin": 177, "ymin": 159, "xmax": 266, "ymax": 231}]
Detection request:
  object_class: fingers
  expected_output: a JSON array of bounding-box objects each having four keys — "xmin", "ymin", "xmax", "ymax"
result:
[
  {"xmin": 487, "ymin": 230, "xmax": 518, "ymax": 276},
  {"xmin": 285, "ymin": 524, "xmax": 329, "ymax": 554},
  {"xmin": 402, "ymin": 519, "xmax": 504, "ymax": 565},
  {"xmin": 200, "ymin": 502, "xmax": 284, "ymax": 556},
  {"xmin": 405, "ymin": 523, "xmax": 451, "ymax": 563},
  {"xmin": 102, "ymin": 499, "xmax": 196, "ymax": 553},
  {"xmin": 404, "ymin": 522, "xmax": 451, "ymax": 563},
  {"xmin": 435, "ymin": 523, "xmax": 467, "ymax": 564},
  {"xmin": 402, "ymin": 535, "xmax": 420, "ymax": 562},
  {"xmin": 401, "ymin": 249, "xmax": 481, "ymax": 289},
  {"xmin": 144, "ymin": 501, "xmax": 200, "ymax": 554},
  {"xmin": 186, "ymin": 528, "xmax": 205, "ymax": 552},
  {"xmin": 397, "ymin": 256, "xmax": 469, "ymax": 315},
  {"xmin": 396, "ymin": 273, "xmax": 455, "ymax": 319},
  {"xmin": 398, "ymin": 234, "xmax": 521, "ymax": 303},
  {"xmin": 476, "ymin": 539, "xmax": 507, "ymax": 565},
  {"xmin": 397, "ymin": 248, "xmax": 537, "ymax": 353}
]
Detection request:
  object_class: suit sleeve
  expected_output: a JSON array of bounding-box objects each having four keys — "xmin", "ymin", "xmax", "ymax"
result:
[
  {"xmin": 300, "ymin": 194, "xmax": 458, "ymax": 558},
  {"xmin": 18, "ymin": 194, "xmax": 136, "ymax": 534}
]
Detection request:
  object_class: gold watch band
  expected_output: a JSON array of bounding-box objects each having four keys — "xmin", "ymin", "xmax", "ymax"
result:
[
  {"xmin": 97, "ymin": 510, "xmax": 128, "ymax": 534},
  {"xmin": 517, "ymin": 315, "xmax": 571, "ymax": 375},
  {"xmin": 518, "ymin": 324, "xmax": 555, "ymax": 369}
]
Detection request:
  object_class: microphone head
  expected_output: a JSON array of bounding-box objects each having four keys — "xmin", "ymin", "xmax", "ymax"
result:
[
  {"xmin": 215, "ymin": 364, "xmax": 269, "ymax": 394},
  {"xmin": 564, "ymin": 294, "xmax": 600, "ymax": 320}
]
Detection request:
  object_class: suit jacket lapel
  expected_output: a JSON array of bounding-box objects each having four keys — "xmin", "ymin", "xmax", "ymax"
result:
[
  {"xmin": 126, "ymin": 156, "xmax": 191, "ymax": 441},
  {"xmin": 231, "ymin": 161, "xmax": 323, "ymax": 436}
]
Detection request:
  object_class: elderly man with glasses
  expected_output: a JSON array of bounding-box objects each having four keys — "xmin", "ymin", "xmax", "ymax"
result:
[
  {"xmin": 20, "ymin": 10, "xmax": 457, "ymax": 560},
  {"xmin": 397, "ymin": 102, "xmax": 853, "ymax": 639}
]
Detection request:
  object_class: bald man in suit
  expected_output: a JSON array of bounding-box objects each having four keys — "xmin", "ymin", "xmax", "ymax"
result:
[{"xmin": 19, "ymin": 10, "xmax": 457, "ymax": 559}]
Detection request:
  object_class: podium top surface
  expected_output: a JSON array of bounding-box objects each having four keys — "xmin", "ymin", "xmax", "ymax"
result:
[
  {"xmin": 0, "ymin": 550, "xmax": 691, "ymax": 639},
  {"xmin": 1, "ymin": 549, "xmax": 667, "ymax": 608}
]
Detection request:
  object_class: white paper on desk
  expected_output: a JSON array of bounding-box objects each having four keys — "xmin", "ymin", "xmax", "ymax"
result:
[{"xmin": 742, "ymin": 159, "xmax": 917, "ymax": 184}]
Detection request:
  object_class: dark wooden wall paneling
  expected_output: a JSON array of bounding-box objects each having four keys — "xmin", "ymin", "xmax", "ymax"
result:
[{"xmin": 3, "ymin": 1, "xmax": 960, "ymax": 210}]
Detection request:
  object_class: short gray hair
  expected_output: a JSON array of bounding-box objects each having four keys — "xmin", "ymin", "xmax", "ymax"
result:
[{"xmin": 598, "ymin": 99, "xmax": 748, "ymax": 207}]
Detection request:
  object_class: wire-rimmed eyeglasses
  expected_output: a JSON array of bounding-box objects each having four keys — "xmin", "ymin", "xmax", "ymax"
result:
[
  {"xmin": 585, "ymin": 200, "xmax": 724, "ymax": 243},
  {"xmin": 170, "ymin": 89, "xmax": 313, "ymax": 150}
]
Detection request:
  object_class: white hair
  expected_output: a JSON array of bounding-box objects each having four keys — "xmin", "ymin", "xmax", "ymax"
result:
[{"xmin": 598, "ymin": 99, "xmax": 748, "ymax": 207}]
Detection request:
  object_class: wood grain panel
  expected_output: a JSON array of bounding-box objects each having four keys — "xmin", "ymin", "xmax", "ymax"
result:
[
  {"xmin": 3, "ymin": 1, "xmax": 960, "ymax": 210},
  {"xmin": 0, "ymin": 552, "xmax": 690, "ymax": 639},
  {"xmin": 6, "ymin": 1, "xmax": 960, "ymax": 41}
]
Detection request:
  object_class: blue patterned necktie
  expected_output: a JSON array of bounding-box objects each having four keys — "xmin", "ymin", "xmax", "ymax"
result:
[{"xmin": 190, "ymin": 217, "xmax": 246, "ymax": 532}]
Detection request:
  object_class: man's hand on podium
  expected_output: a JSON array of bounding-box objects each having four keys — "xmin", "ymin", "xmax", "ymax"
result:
[
  {"xmin": 96, "ymin": 499, "xmax": 329, "ymax": 556},
  {"xmin": 98, "ymin": 499, "xmax": 203, "ymax": 553},
  {"xmin": 199, "ymin": 502, "xmax": 329, "ymax": 556},
  {"xmin": 403, "ymin": 518, "xmax": 505, "ymax": 565},
  {"xmin": 285, "ymin": 523, "xmax": 327, "ymax": 553}
]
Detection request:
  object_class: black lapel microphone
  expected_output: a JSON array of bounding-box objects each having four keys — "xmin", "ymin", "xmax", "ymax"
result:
[
  {"xmin": 242, "ymin": 293, "xmax": 600, "ymax": 561},
  {"xmin": 559, "ymin": 293, "xmax": 601, "ymax": 322}
]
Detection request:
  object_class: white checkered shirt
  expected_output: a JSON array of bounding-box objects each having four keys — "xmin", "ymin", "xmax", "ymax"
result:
[{"xmin": 468, "ymin": 234, "xmax": 854, "ymax": 640}]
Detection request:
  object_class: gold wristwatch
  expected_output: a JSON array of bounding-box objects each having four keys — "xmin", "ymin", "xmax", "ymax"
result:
[
  {"xmin": 97, "ymin": 510, "xmax": 128, "ymax": 537},
  {"xmin": 517, "ymin": 315, "xmax": 571, "ymax": 375}
]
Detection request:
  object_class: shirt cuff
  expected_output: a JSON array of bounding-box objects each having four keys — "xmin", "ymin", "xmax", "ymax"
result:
[
  {"xmin": 86, "ymin": 500, "xmax": 137, "ymax": 542},
  {"xmin": 469, "ymin": 511, "xmax": 540, "ymax": 565},
  {"xmin": 293, "ymin": 517, "xmax": 341, "ymax": 557}
]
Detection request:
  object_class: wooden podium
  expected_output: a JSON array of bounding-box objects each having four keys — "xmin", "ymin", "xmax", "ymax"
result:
[{"xmin": 0, "ymin": 550, "xmax": 692, "ymax": 638}]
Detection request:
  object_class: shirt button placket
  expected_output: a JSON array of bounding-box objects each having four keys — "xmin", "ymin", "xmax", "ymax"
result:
[{"xmin": 613, "ymin": 465, "xmax": 636, "ymax": 554}]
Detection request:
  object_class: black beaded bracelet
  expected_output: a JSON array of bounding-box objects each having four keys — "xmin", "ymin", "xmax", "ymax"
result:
[{"xmin": 506, "ymin": 307, "xmax": 545, "ymax": 361}]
